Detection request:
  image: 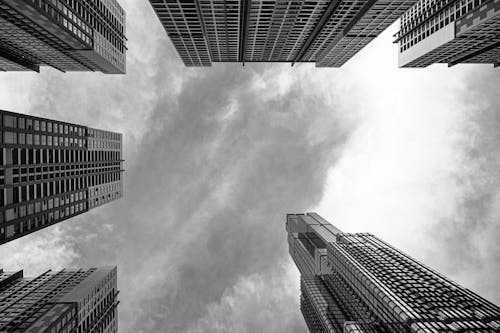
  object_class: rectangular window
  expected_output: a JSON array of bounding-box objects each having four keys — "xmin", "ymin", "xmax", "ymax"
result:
[
  {"xmin": 4, "ymin": 132, "xmax": 17, "ymax": 144},
  {"xmin": 3, "ymin": 115, "xmax": 16, "ymax": 128},
  {"xmin": 18, "ymin": 133, "xmax": 25, "ymax": 145}
]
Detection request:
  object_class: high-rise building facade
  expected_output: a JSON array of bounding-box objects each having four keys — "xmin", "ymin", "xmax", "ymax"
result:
[
  {"xmin": 0, "ymin": 266, "xmax": 119, "ymax": 333},
  {"xmin": 0, "ymin": 0, "xmax": 127, "ymax": 73},
  {"xmin": 395, "ymin": 0, "xmax": 500, "ymax": 67},
  {"xmin": 287, "ymin": 213, "xmax": 500, "ymax": 332},
  {"xmin": 0, "ymin": 110, "xmax": 123, "ymax": 245},
  {"xmin": 148, "ymin": 0, "xmax": 416, "ymax": 67}
]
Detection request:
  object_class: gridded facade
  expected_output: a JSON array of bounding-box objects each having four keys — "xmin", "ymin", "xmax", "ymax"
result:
[
  {"xmin": 149, "ymin": 0, "xmax": 417, "ymax": 67},
  {"xmin": 0, "ymin": 0, "xmax": 127, "ymax": 73},
  {"xmin": 287, "ymin": 213, "xmax": 500, "ymax": 333},
  {"xmin": 0, "ymin": 110, "xmax": 123, "ymax": 245},
  {"xmin": 395, "ymin": 0, "xmax": 500, "ymax": 67},
  {"xmin": 0, "ymin": 266, "xmax": 119, "ymax": 333}
]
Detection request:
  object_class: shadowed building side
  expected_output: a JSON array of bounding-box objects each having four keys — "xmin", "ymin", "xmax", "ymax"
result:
[{"xmin": 286, "ymin": 213, "xmax": 500, "ymax": 332}]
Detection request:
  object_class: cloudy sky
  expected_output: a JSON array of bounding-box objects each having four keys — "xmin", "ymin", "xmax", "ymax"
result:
[{"xmin": 1, "ymin": 1, "xmax": 500, "ymax": 332}]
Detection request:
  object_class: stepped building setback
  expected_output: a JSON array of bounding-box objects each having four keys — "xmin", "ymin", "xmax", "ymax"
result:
[
  {"xmin": 395, "ymin": 0, "xmax": 500, "ymax": 67},
  {"xmin": 286, "ymin": 213, "xmax": 500, "ymax": 332},
  {"xmin": 0, "ymin": 266, "xmax": 119, "ymax": 333},
  {"xmin": 0, "ymin": 110, "xmax": 123, "ymax": 245},
  {"xmin": 149, "ymin": 0, "xmax": 417, "ymax": 67},
  {"xmin": 0, "ymin": 0, "xmax": 127, "ymax": 73}
]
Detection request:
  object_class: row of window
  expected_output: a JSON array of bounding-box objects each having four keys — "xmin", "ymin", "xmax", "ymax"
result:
[
  {"xmin": 1, "ymin": 113, "xmax": 86, "ymax": 136},
  {"xmin": 0, "ymin": 200, "xmax": 88, "ymax": 241},
  {"xmin": 0, "ymin": 147, "xmax": 121, "ymax": 166},
  {"xmin": 2, "ymin": 130, "xmax": 85, "ymax": 148}
]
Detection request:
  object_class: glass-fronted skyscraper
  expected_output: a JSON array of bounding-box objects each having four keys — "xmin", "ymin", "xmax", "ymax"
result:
[
  {"xmin": 0, "ymin": 0, "xmax": 127, "ymax": 73},
  {"xmin": 0, "ymin": 266, "xmax": 118, "ymax": 333},
  {"xmin": 287, "ymin": 213, "xmax": 500, "ymax": 332},
  {"xmin": 148, "ymin": 0, "xmax": 417, "ymax": 67},
  {"xmin": 395, "ymin": 0, "xmax": 499, "ymax": 67},
  {"xmin": 0, "ymin": 110, "xmax": 123, "ymax": 245}
]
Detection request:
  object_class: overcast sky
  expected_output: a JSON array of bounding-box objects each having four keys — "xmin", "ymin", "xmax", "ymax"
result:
[{"xmin": 1, "ymin": 1, "xmax": 500, "ymax": 332}]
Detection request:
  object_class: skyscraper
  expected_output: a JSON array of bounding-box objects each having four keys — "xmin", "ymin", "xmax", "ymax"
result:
[
  {"xmin": 148, "ymin": 0, "xmax": 416, "ymax": 67},
  {"xmin": 0, "ymin": 266, "xmax": 118, "ymax": 332},
  {"xmin": 0, "ymin": 109, "xmax": 123, "ymax": 245},
  {"xmin": 287, "ymin": 213, "xmax": 500, "ymax": 332},
  {"xmin": 0, "ymin": 0, "xmax": 127, "ymax": 73},
  {"xmin": 395, "ymin": 0, "xmax": 499, "ymax": 67}
]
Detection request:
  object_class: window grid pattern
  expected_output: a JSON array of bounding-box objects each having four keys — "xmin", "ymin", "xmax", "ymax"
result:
[
  {"xmin": 399, "ymin": 0, "xmax": 500, "ymax": 66},
  {"xmin": 302, "ymin": 0, "xmax": 368, "ymax": 61},
  {"xmin": 0, "ymin": 269, "xmax": 92, "ymax": 331},
  {"xmin": 0, "ymin": 54, "xmax": 33, "ymax": 71},
  {"xmin": 318, "ymin": 0, "xmax": 414, "ymax": 67},
  {"xmin": 279, "ymin": 1, "xmax": 330, "ymax": 61},
  {"xmin": 0, "ymin": 110, "xmax": 123, "ymax": 245},
  {"xmin": 301, "ymin": 276, "xmax": 343, "ymax": 333},
  {"xmin": 200, "ymin": 0, "xmax": 241, "ymax": 61},
  {"xmin": 0, "ymin": 0, "xmax": 126, "ymax": 73},
  {"xmin": 329, "ymin": 233, "xmax": 500, "ymax": 332},
  {"xmin": 0, "ymin": 12, "xmax": 89, "ymax": 71},
  {"xmin": 396, "ymin": 0, "xmax": 499, "ymax": 67},
  {"xmin": 149, "ymin": 0, "xmax": 403, "ymax": 66},
  {"xmin": 244, "ymin": 1, "xmax": 330, "ymax": 62},
  {"xmin": 287, "ymin": 213, "xmax": 500, "ymax": 333},
  {"xmin": 0, "ymin": 267, "xmax": 118, "ymax": 333},
  {"xmin": 149, "ymin": 0, "xmax": 212, "ymax": 66}
]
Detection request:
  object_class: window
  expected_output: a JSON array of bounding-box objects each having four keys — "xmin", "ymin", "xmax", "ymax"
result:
[
  {"xmin": 18, "ymin": 118, "xmax": 25, "ymax": 129},
  {"xmin": 18, "ymin": 133, "xmax": 25, "ymax": 145},
  {"xmin": 34, "ymin": 120, "xmax": 39, "ymax": 131},
  {"xmin": 4, "ymin": 132, "xmax": 17, "ymax": 144},
  {"xmin": 3, "ymin": 115, "xmax": 16, "ymax": 128}
]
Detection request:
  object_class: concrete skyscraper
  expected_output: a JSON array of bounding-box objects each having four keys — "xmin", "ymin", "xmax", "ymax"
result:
[
  {"xmin": 0, "ymin": 266, "xmax": 118, "ymax": 332},
  {"xmin": 287, "ymin": 213, "xmax": 500, "ymax": 332},
  {"xmin": 148, "ymin": 0, "xmax": 416, "ymax": 67},
  {"xmin": 0, "ymin": 109, "xmax": 123, "ymax": 245},
  {"xmin": 0, "ymin": 0, "xmax": 127, "ymax": 73},
  {"xmin": 395, "ymin": 0, "xmax": 499, "ymax": 67}
]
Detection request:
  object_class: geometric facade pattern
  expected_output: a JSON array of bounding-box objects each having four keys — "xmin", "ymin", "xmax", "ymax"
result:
[
  {"xmin": 395, "ymin": 0, "xmax": 500, "ymax": 67},
  {"xmin": 0, "ymin": 266, "xmax": 119, "ymax": 333},
  {"xmin": 287, "ymin": 213, "xmax": 500, "ymax": 332},
  {"xmin": 0, "ymin": 0, "xmax": 127, "ymax": 73},
  {"xmin": 0, "ymin": 110, "xmax": 124, "ymax": 245},
  {"xmin": 148, "ymin": 0, "xmax": 417, "ymax": 67}
]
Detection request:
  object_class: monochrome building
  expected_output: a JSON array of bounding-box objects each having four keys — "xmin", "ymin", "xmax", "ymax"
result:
[
  {"xmin": 287, "ymin": 213, "xmax": 500, "ymax": 332},
  {"xmin": 395, "ymin": 0, "xmax": 500, "ymax": 67},
  {"xmin": 0, "ymin": 109, "xmax": 123, "ymax": 245},
  {"xmin": 0, "ymin": 0, "xmax": 127, "ymax": 73},
  {"xmin": 0, "ymin": 266, "xmax": 119, "ymax": 333},
  {"xmin": 148, "ymin": 0, "xmax": 417, "ymax": 67}
]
